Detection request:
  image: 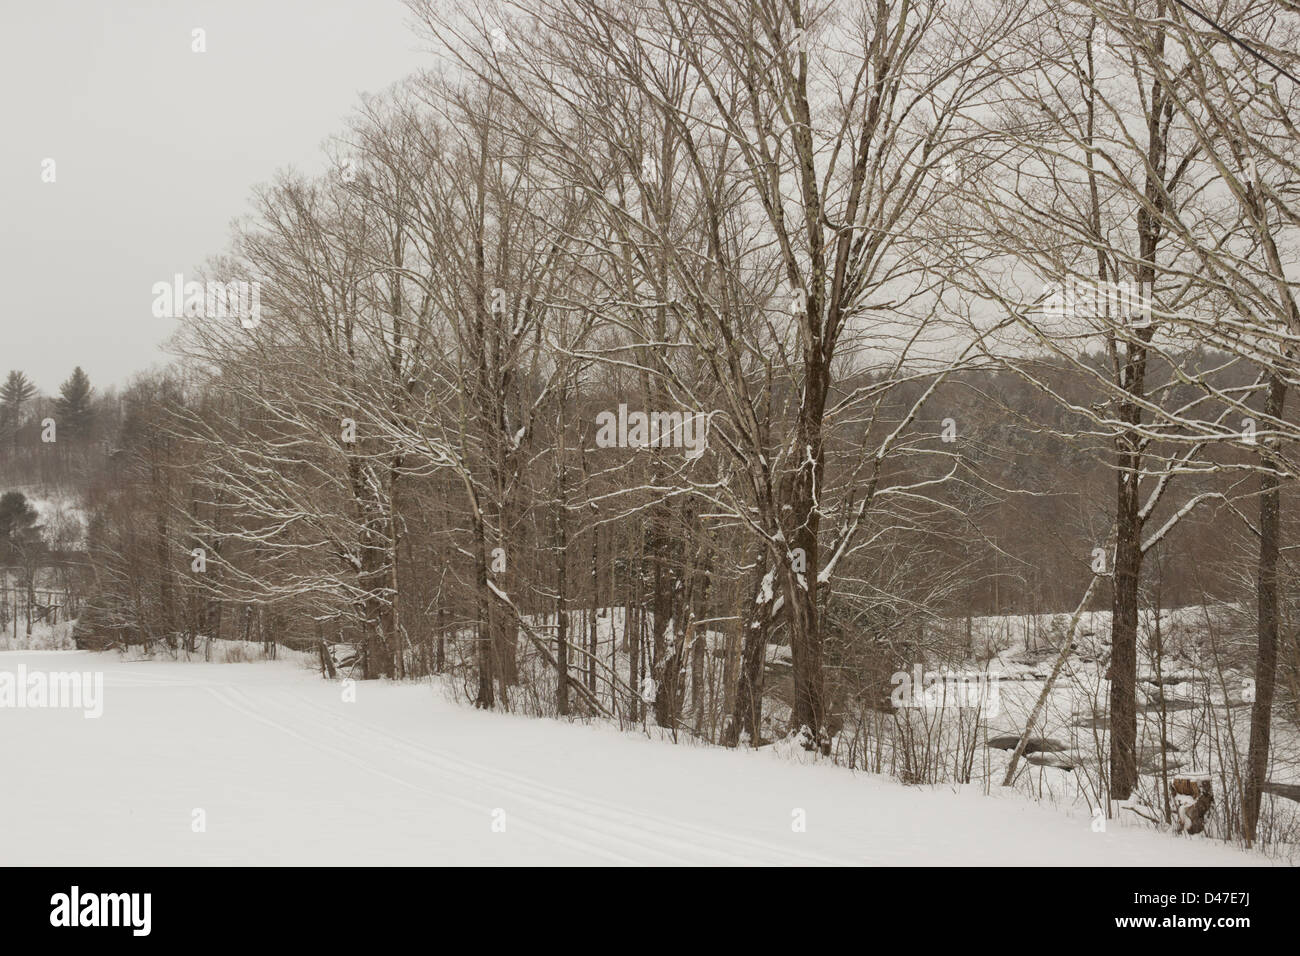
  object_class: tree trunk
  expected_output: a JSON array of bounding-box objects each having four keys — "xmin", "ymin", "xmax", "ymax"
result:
[
  {"xmin": 474, "ymin": 517, "xmax": 495, "ymax": 708},
  {"xmin": 783, "ymin": 564, "xmax": 826, "ymax": 750},
  {"xmin": 555, "ymin": 381, "xmax": 570, "ymax": 716},
  {"xmin": 1245, "ymin": 373, "xmax": 1286, "ymax": 842},
  {"xmin": 627, "ymin": 540, "xmax": 642, "ymax": 721},
  {"xmin": 1109, "ymin": 443, "xmax": 1142, "ymax": 801},
  {"xmin": 436, "ymin": 603, "xmax": 447, "ymax": 674},
  {"xmin": 783, "ymin": 379, "xmax": 829, "ymax": 749},
  {"xmin": 555, "ymin": 476, "xmax": 570, "ymax": 718},
  {"xmin": 728, "ymin": 556, "xmax": 773, "ymax": 747},
  {"xmin": 588, "ymin": 529, "xmax": 598, "ymax": 693}
]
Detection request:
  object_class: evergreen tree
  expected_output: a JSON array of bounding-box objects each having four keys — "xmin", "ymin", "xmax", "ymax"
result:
[
  {"xmin": 54, "ymin": 367, "xmax": 95, "ymax": 442},
  {"xmin": 0, "ymin": 491, "xmax": 41, "ymax": 564},
  {"xmin": 0, "ymin": 370, "xmax": 37, "ymax": 444}
]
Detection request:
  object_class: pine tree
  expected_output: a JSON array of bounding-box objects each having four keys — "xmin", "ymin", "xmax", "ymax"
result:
[
  {"xmin": 54, "ymin": 367, "xmax": 95, "ymax": 442},
  {"xmin": 0, "ymin": 491, "xmax": 41, "ymax": 564},
  {"xmin": 0, "ymin": 370, "xmax": 37, "ymax": 444}
]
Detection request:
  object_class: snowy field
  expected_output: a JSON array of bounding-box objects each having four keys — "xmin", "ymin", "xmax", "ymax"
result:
[{"xmin": 0, "ymin": 650, "xmax": 1272, "ymax": 866}]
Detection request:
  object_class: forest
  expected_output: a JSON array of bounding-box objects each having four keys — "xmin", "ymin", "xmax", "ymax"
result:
[{"xmin": 4, "ymin": 0, "xmax": 1299, "ymax": 851}]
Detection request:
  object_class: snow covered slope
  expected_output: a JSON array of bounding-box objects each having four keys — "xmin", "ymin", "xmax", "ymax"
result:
[{"xmin": 0, "ymin": 651, "xmax": 1269, "ymax": 866}]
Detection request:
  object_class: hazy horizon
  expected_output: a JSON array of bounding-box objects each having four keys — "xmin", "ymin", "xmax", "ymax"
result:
[{"xmin": 0, "ymin": 0, "xmax": 430, "ymax": 395}]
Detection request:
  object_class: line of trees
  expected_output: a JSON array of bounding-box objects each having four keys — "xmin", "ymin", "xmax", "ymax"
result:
[
  {"xmin": 64, "ymin": 0, "xmax": 1300, "ymax": 844},
  {"xmin": 0, "ymin": 366, "xmax": 106, "ymax": 485}
]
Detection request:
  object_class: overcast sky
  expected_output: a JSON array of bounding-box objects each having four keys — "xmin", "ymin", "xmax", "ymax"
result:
[{"xmin": 0, "ymin": 0, "xmax": 430, "ymax": 395}]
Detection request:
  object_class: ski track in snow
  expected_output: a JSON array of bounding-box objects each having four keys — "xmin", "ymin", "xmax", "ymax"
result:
[
  {"xmin": 0, "ymin": 652, "xmax": 1274, "ymax": 866},
  {"xmin": 259, "ymin": 687, "xmax": 848, "ymax": 865}
]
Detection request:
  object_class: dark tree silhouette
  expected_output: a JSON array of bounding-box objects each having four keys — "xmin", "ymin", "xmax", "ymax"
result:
[
  {"xmin": 54, "ymin": 367, "xmax": 95, "ymax": 442},
  {"xmin": 0, "ymin": 370, "xmax": 38, "ymax": 446}
]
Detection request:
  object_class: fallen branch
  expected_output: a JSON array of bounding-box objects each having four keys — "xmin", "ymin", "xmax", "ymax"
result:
[
  {"xmin": 1001, "ymin": 571, "xmax": 1104, "ymax": 787},
  {"xmin": 486, "ymin": 580, "xmax": 613, "ymax": 717}
]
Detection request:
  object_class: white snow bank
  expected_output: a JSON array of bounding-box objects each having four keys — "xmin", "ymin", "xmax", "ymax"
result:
[{"xmin": 0, "ymin": 651, "xmax": 1269, "ymax": 866}]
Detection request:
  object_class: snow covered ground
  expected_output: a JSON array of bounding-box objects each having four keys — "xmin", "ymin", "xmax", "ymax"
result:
[
  {"xmin": 0, "ymin": 618, "xmax": 74, "ymax": 652},
  {"xmin": 0, "ymin": 650, "xmax": 1273, "ymax": 866}
]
